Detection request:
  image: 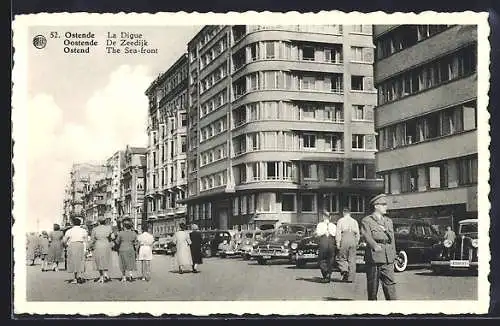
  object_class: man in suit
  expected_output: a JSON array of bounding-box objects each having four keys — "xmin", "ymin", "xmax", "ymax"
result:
[{"xmin": 360, "ymin": 194, "xmax": 397, "ymax": 300}]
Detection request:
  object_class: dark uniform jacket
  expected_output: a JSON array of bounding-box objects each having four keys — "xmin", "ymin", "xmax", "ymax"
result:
[{"xmin": 360, "ymin": 214, "xmax": 396, "ymax": 264}]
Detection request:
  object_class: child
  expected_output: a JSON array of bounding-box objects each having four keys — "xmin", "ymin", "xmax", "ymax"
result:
[{"xmin": 136, "ymin": 228, "xmax": 154, "ymax": 281}]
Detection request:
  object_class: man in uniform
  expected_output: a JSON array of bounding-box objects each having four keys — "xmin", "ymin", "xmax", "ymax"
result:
[
  {"xmin": 336, "ymin": 207, "xmax": 360, "ymax": 282},
  {"xmin": 360, "ymin": 194, "xmax": 397, "ymax": 300},
  {"xmin": 316, "ymin": 209, "xmax": 336, "ymax": 283}
]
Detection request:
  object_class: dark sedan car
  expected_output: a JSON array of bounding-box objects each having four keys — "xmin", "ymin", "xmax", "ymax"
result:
[
  {"xmin": 251, "ymin": 223, "xmax": 316, "ymax": 265},
  {"xmin": 430, "ymin": 219, "xmax": 478, "ymax": 274},
  {"xmin": 357, "ymin": 218, "xmax": 442, "ymax": 272}
]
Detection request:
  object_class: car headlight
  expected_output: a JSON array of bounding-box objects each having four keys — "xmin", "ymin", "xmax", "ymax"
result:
[
  {"xmin": 298, "ymin": 250, "xmax": 303, "ymax": 255},
  {"xmin": 443, "ymin": 239, "xmax": 453, "ymax": 248},
  {"xmin": 291, "ymin": 243, "xmax": 298, "ymax": 250},
  {"xmin": 284, "ymin": 240, "xmax": 290, "ymax": 247},
  {"xmin": 471, "ymin": 239, "xmax": 478, "ymax": 248}
]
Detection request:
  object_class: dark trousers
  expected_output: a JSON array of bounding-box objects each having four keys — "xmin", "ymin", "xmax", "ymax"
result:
[
  {"xmin": 337, "ymin": 233, "xmax": 357, "ymax": 281},
  {"xmin": 366, "ymin": 263, "xmax": 397, "ymax": 300},
  {"xmin": 318, "ymin": 236, "xmax": 336, "ymax": 279}
]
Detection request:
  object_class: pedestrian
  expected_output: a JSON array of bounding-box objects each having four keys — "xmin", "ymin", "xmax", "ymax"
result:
[
  {"xmin": 62, "ymin": 217, "xmax": 88, "ymax": 284},
  {"xmin": 26, "ymin": 232, "xmax": 39, "ymax": 266},
  {"xmin": 90, "ymin": 216, "xmax": 113, "ymax": 283},
  {"xmin": 335, "ymin": 208, "xmax": 360, "ymax": 282},
  {"xmin": 174, "ymin": 223, "xmax": 193, "ymax": 274},
  {"xmin": 39, "ymin": 231, "xmax": 50, "ymax": 271},
  {"xmin": 189, "ymin": 224, "xmax": 203, "ymax": 273},
  {"xmin": 137, "ymin": 227, "xmax": 155, "ymax": 281},
  {"xmin": 315, "ymin": 209, "xmax": 337, "ymax": 283},
  {"xmin": 115, "ymin": 219, "xmax": 138, "ymax": 282},
  {"xmin": 443, "ymin": 225, "xmax": 456, "ymax": 259},
  {"xmin": 360, "ymin": 194, "xmax": 397, "ymax": 300},
  {"xmin": 47, "ymin": 224, "xmax": 65, "ymax": 272}
]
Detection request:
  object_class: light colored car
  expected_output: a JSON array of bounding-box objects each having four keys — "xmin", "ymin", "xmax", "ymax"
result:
[{"xmin": 236, "ymin": 230, "xmax": 274, "ymax": 260}]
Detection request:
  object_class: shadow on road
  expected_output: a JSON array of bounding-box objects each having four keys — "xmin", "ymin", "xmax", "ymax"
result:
[
  {"xmin": 247, "ymin": 260, "xmax": 294, "ymax": 266},
  {"xmin": 286, "ymin": 265, "xmax": 319, "ymax": 270},
  {"xmin": 296, "ymin": 276, "xmax": 330, "ymax": 283},
  {"xmin": 323, "ymin": 297, "xmax": 353, "ymax": 301},
  {"xmin": 414, "ymin": 270, "xmax": 478, "ymax": 277}
]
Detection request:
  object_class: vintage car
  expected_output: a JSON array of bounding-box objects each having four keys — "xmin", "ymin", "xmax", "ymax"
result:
[
  {"xmin": 251, "ymin": 223, "xmax": 316, "ymax": 265},
  {"xmin": 201, "ymin": 230, "xmax": 234, "ymax": 258},
  {"xmin": 430, "ymin": 219, "xmax": 478, "ymax": 274},
  {"xmin": 218, "ymin": 230, "xmax": 241, "ymax": 257},
  {"xmin": 152, "ymin": 236, "xmax": 175, "ymax": 255},
  {"xmin": 357, "ymin": 218, "xmax": 442, "ymax": 272},
  {"xmin": 236, "ymin": 229, "xmax": 274, "ymax": 260}
]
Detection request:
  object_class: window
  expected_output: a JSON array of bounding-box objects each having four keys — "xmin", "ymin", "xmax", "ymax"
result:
[
  {"xmin": 458, "ymin": 156, "xmax": 478, "ymax": 185},
  {"xmin": 302, "ymin": 46, "xmax": 315, "ymax": 61},
  {"xmin": 349, "ymin": 195, "xmax": 364, "ymax": 213},
  {"xmin": 352, "ymin": 164, "xmax": 366, "ymax": 179},
  {"xmin": 265, "ymin": 42, "xmax": 275, "ymax": 59},
  {"xmin": 352, "ymin": 25, "xmax": 363, "ymax": 33},
  {"xmin": 326, "ymin": 133, "xmax": 343, "ymax": 152},
  {"xmin": 301, "ymin": 76, "xmax": 316, "ymax": 90},
  {"xmin": 303, "ymin": 134, "xmax": 316, "ymax": 149},
  {"xmin": 325, "ymin": 163, "xmax": 340, "ymax": 179},
  {"xmin": 240, "ymin": 196, "xmax": 248, "ymax": 215},
  {"xmin": 249, "ymin": 133, "xmax": 259, "ymax": 150},
  {"xmin": 301, "ymin": 105, "xmax": 316, "ymax": 120},
  {"xmin": 282, "ymin": 161, "xmax": 294, "ymax": 179},
  {"xmin": 351, "ymin": 46, "xmax": 363, "ymax": 61},
  {"xmin": 325, "ymin": 104, "xmax": 343, "ymax": 121},
  {"xmin": 250, "ymin": 162, "xmax": 260, "ymax": 180},
  {"xmin": 400, "ymin": 168, "xmax": 419, "ymax": 193},
  {"xmin": 266, "ymin": 161, "xmax": 279, "ymax": 180},
  {"xmin": 352, "ymin": 134, "xmax": 365, "ymax": 149},
  {"xmin": 351, "ymin": 75, "xmax": 364, "ymax": 91},
  {"xmin": 233, "ymin": 197, "xmax": 239, "ymax": 215},
  {"xmin": 331, "ymin": 74, "xmax": 343, "ymax": 93},
  {"xmin": 324, "ymin": 193, "xmax": 338, "ymax": 213},
  {"xmin": 302, "ymin": 163, "xmax": 317, "ymax": 180},
  {"xmin": 352, "ymin": 105, "xmax": 364, "ymax": 120},
  {"xmin": 237, "ymin": 164, "xmax": 247, "ymax": 184},
  {"xmin": 250, "ymin": 43, "xmax": 259, "ymax": 61},
  {"xmin": 257, "ymin": 192, "xmax": 275, "ymax": 212},
  {"xmin": 180, "ymin": 136, "xmax": 187, "ymax": 153},
  {"xmin": 281, "ymin": 193, "xmax": 296, "ymax": 212},
  {"xmin": 249, "ymin": 73, "xmax": 259, "ymax": 91},
  {"xmin": 301, "ymin": 194, "xmax": 316, "ymax": 212},
  {"xmin": 427, "ymin": 162, "xmax": 448, "ymax": 189}
]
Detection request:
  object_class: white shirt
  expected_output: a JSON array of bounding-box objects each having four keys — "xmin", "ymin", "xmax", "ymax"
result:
[
  {"xmin": 335, "ymin": 215, "xmax": 360, "ymax": 247},
  {"xmin": 137, "ymin": 232, "xmax": 154, "ymax": 246},
  {"xmin": 63, "ymin": 226, "xmax": 88, "ymax": 243},
  {"xmin": 315, "ymin": 220, "xmax": 336, "ymax": 237}
]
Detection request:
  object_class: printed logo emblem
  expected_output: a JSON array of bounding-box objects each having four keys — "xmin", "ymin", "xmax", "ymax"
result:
[{"xmin": 33, "ymin": 35, "xmax": 47, "ymax": 49}]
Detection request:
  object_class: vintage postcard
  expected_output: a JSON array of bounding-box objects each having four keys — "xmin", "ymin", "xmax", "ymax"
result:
[{"xmin": 12, "ymin": 11, "xmax": 490, "ymax": 315}]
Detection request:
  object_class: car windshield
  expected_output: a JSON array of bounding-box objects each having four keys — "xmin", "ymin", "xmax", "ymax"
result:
[
  {"xmin": 275, "ymin": 225, "xmax": 307, "ymax": 236},
  {"xmin": 394, "ymin": 224, "xmax": 410, "ymax": 235},
  {"xmin": 460, "ymin": 223, "xmax": 477, "ymax": 234}
]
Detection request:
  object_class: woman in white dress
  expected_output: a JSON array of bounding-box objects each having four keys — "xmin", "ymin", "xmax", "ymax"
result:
[
  {"xmin": 62, "ymin": 218, "xmax": 88, "ymax": 284},
  {"xmin": 174, "ymin": 223, "xmax": 193, "ymax": 274},
  {"xmin": 137, "ymin": 227, "xmax": 154, "ymax": 281}
]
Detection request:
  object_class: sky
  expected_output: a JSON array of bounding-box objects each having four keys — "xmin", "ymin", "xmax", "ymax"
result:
[{"xmin": 25, "ymin": 25, "xmax": 201, "ymax": 232}]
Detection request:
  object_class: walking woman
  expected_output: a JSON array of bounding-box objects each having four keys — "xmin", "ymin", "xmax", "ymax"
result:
[
  {"xmin": 137, "ymin": 227, "xmax": 154, "ymax": 281},
  {"xmin": 174, "ymin": 223, "xmax": 193, "ymax": 274},
  {"xmin": 47, "ymin": 224, "xmax": 65, "ymax": 271},
  {"xmin": 115, "ymin": 219, "xmax": 137, "ymax": 282},
  {"xmin": 62, "ymin": 217, "xmax": 88, "ymax": 284},
  {"xmin": 189, "ymin": 224, "xmax": 203, "ymax": 273},
  {"xmin": 90, "ymin": 216, "xmax": 113, "ymax": 283},
  {"xmin": 26, "ymin": 232, "xmax": 39, "ymax": 266},
  {"xmin": 39, "ymin": 231, "xmax": 50, "ymax": 271}
]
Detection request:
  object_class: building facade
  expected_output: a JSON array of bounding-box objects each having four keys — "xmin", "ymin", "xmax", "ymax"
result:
[
  {"xmin": 106, "ymin": 151, "xmax": 125, "ymax": 225},
  {"xmin": 82, "ymin": 176, "xmax": 113, "ymax": 224},
  {"xmin": 373, "ymin": 25, "xmax": 478, "ymax": 232},
  {"xmin": 62, "ymin": 162, "xmax": 107, "ymax": 225},
  {"xmin": 145, "ymin": 55, "xmax": 189, "ymax": 238},
  {"xmin": 185, "ymin": 25, "xmax": 383, "ymax": 231},
  {"xmin": 120, "ymin": 146, "xmax": 147, "ymax": 232}
]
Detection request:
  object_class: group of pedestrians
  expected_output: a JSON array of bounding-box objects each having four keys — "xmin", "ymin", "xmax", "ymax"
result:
[
  {"xmin": 26, "ymin": 225, "xmax": 65, "ymax": 272},
  {"xmin": 315, "ymin": 193, "xmax": 397, "ymax": 301},
  {"xmin": 173, "ymin": 223, "xmax": 203, "ymax": 274}
]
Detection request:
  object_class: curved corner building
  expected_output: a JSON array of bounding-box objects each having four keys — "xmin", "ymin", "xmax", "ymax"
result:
[
  {"xmin": 186, "ymin": 25, "xmax": 383, "ymax": 230},
  {"xmin": 373, "ymin": 25, "xmax": 478, "ymax": 231}
]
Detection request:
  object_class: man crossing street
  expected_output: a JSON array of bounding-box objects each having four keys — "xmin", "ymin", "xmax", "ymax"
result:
[{"xmin": 360, "ymin": 194, "xmax": 397, "ymax": 300}]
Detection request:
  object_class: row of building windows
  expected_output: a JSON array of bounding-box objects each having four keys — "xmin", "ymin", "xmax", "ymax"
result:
[
  {"xmin": 232, "ymin": 41, "xmax": 345, "ymax": 71},
  {"xmin": 189, "ymin": 202, "xmax": 213, "ymax": 220},
  {"xmin": 199, "ymin": 116, "xmax": 228, "ymax": 142},
  {"xmin": 378, "ymin": 101, "xmax": 476, "ymax": 150},
  {"xmin": 149, "ymin": 162, "xmax": 187, "ymax": 189},
  {"xmin": 376, "ymin": 25, "xmax": 452, "ymax": 60},
  {"xmin": 147, "ymin": 191, "xmax": 186, "ymax": 212},
  {"xmin": 377, "ymin": 44, "xmax": 476, "ymax": 105},
  {"xmin": 199, "ymin": 35, "xmax": 229, "ymax": 71},
  {"xmin": 155, "ymin": 66, "xmax": 189, "ymax": 105},
  {"xmin": 199, "ymin": 171, "xmax": 228, "ymax": 191},
  {"xmin": 200, "ymin": 143, "xmax": 228, "ymax": 167},
  {"xmin": 381, "ymin": 155, "xmax": 478, "ymax": 194},
  {"xmin": 232, "ymin": 71, "xmax": 348, "ymax": 98},
  {"xmin": 244, "ymin": 25, "xmax": 345, "ymax": 36},
  {"xmin": 200, "ymin": 89, "xmax": 228, "ymax": 118},
  {"xmin": 200, "ymin": 62, "xmax": 229, "ymax": 94},
  {"xmin": 232, "ymin": 131, "xmax": 346, "ymax": 155},
  {"xmin": 149, "ymin": 136, "xmax": 187, "ymax": 167},
  {"xmin": 156, "ymin": 114, "xmax": 188, "ymax": 140}
]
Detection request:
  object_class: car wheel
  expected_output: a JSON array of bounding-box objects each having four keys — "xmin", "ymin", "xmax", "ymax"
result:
[
  {"xmin": 257, "ymin": 258, "xmax": 267, "ymax": 265},
  {"xmin": 220, "ymin": 253, "xmax": 226, "ymax": 258},
  {"xmin": 394, "ymin": 250, "xmax": 408, "ymax": 272},
  {"xmin": 296, "ymin": 259, "xmax": 306, "ymax": 268},
  {"xmin": 243, "ymin": 254, "xmax": 250, "ymax": 260},
  {"xmin": 204, "ymin": 248, "xmax": 212, "ymax": 258},
  {"xmin": 431, "ymin": 266, "xmax": 442, "ymax": 275}
]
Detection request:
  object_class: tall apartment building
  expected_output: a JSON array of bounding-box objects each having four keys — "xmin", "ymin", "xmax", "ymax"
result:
[
  {"xmin": 145, "ymin": 55, "xmax": 189, "ymax": 238},
  {"xmin": 185, "ymin": 25, "xmax": 383, "ymax": 231},
  {"xmin": 106, "ymin": 150, "xmax": 125, "ymax": 224},
  {"xmin": 373, "ymin": 25, "xmax": 477, "ymax": 231},
  {"xmin": 120, "ymin": 145, "xmax": 147, "ymax": 232},
  {"xmin": 82, "ymin": 175, "xmax": 112, "ymax": 224},
  {"xmin": 62, "ymin": 162, "xmax": 107, "ymax": 225}
]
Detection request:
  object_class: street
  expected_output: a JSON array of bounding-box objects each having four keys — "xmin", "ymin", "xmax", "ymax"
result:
[{"xmin": 26, "ymin": 254, "xmax": 478, "ymax": 301}]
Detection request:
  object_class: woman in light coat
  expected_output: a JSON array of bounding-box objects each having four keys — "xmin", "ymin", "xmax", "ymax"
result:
[{"xmin": 174, "ymin": 223, "xmax": 193, "ymax": 274}]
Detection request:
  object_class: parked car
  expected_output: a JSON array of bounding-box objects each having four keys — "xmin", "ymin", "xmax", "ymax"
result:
[
  {"xmin": 236, "ymin": 230, "xmax": 274, "ymax": 260},
  {"xmin": 152, "ymin": 241, "xmax": 166, "ymax": 255},
  {"xmin": 201, "ymin": 230, "xmax": 234, "ymax": 258},
  {"xmin": 430, "ymin": 219, "xmax": 478, "ymax": 274},
  {"xmin": 152, "ymin": 236, "xmax": 175, "ymax": 255},
  {"xmin": 357, "ymin": 218, "xmax": 442, "ymax": 272},
  {"xmin": 251, "ymin": 223, "xmax": 316, "ymax": 265},
  {"xmin": 218, "ymin": 230, "xmax": 240, "ymax": 257}
]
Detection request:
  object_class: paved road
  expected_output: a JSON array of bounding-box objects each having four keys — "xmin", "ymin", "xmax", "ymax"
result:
[{"xmin": 26, "ymin": 254, "xmax": 477, "ymax": 301}]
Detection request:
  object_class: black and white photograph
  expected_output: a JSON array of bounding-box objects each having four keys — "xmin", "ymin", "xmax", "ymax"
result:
[{"xmin": 12, "ymin": 12, "xmax": 490, "ymax": 315}]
